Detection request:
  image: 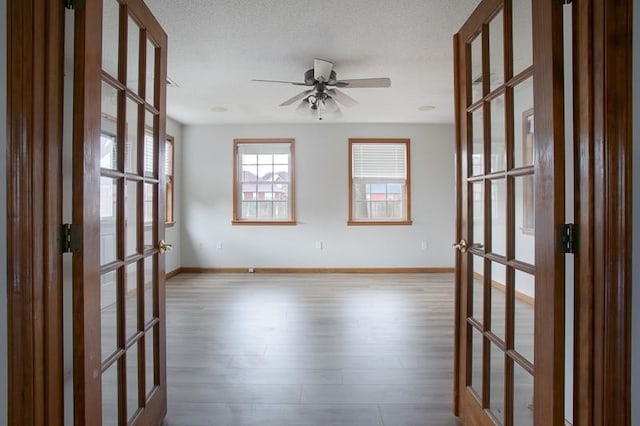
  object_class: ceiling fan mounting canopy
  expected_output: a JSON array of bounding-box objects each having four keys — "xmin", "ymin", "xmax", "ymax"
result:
[
  {"xmin": 252, "ymin": 58, "xmax": 391, "ymax": 119},
  {"xmin": 303, "ymin": 68, "xmax": 337, "ymax": 86}
]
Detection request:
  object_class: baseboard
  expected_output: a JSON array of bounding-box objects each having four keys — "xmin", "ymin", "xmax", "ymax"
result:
[
  {"xmin": 166, "ymin": 268, "xmax": 183, "ymax": 279},
  {"xmin": 169, "ymin": 266, "xmax": 454, "ymax": 276}
]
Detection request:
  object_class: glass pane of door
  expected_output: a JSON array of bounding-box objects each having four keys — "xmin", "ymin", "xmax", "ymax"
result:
[
  {"xmin": 489, "ymin": 10, "xmax": 505, "ymax": 91},
  {"xmin": 101, "ymin": 271, "xmax": 118, "ymax": 362},
  {"xmin": 127, "ymin": 16, "xmax": 141, "ymax": 95},
  {"xmin": 513, "ymin": 361, "xmax": 534, "ymax": 426},
  {"xmin": 490, "ymin": 262, "xmax": 507, "ymax": 342},
  {"xmin": 470, "ymin": 327, "xmax": 484, "ymax": 398},
  {"xmin": 512, "ymin": 0, "xmax": 533, "ymax": 76},
  {"xmin": 490, "ymin": 95, "xmax": 506, "ymax": 172},
  {"xmin": 126, "ymin": 342, "xmax": 140, "ymax": 420},
  {"xmin": 514, "ymin": 78, "xmax": 534, "ymax": 168},
  {"xmin": 514, "ymin": 270, "xmax": 535, "ymax": 364},
  {"xmin": 102, "ymin": 0, "xmax": 120, "ymax": 78},
  {"xmin": 489, "ymin": 343, "xmax": 505, "ymax": 423},
  {"xmin": 490, "ymin": 179, "xmax": 506, "ymax": 256},
  {"xmin": 102, "ymin": 362, "xmax": 119, "ymax": 426},
  {"xmin": 470, "ymin": 35, "xmax": 483, "ymax": 104},
  {"xmin": 145, "ymin": 327, "xmax": 157, "ymax": 397}
]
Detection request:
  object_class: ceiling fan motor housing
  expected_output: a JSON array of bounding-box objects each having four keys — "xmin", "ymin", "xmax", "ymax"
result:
[{"xmin": 304, "ymin": 69, "xmax": 337, "ymax": 85}]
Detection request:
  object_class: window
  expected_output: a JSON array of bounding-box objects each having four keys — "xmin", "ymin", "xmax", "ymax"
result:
[
  {"xmin": 233, "ymin": 139, "xmax": 296, "ymax": 225},
  {"xmin": 348, "ymin": 139, "xmax": 411, "ymax": 225},
  {"xmin": 165, "ymin": 135, "xmax": 175, "ymax": 224},
  {"xmin": 142, "ymin": 132, "xmax": 175, "ymax": 225}
]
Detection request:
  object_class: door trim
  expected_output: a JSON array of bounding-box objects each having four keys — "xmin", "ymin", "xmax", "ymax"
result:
[
  {"xmin": 71, "ymin": 0, "xmax": 103, "ymax": 422},
  {"xmin": 452, "ymin": 31, "xmax": 462, "ymax": 418},
  {"xmin": 6, "ymin": 0, "xmax": 65, "ymax": 424},
  {"xmin": 573, "ymin": 0, "xmax": 633, "ymax": 424}
]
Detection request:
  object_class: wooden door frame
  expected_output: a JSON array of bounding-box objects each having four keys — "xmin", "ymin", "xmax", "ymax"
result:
[
  {"xmin": 531, "ymin": 1, "xmax": 567, "ymax": 424},
  {"xmin": 6, "ymin": 0, "xmax": 65, "ymax": 424},
  {"xmin": 573, "ymin": 0, "xmax": 633, "ymax": 424},
  {"xmin": 453, "ymin": 0, "xmax": 634, "ymax": 425}
]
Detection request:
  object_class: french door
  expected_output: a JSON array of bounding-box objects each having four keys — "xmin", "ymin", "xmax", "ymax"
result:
[
  {"xmin": 72, "ymin": 1, "xmax": 169, "ymax": 425},
  {"xmin": 454, "ymin": 1, "xmax": 566, "ymax": 425}
]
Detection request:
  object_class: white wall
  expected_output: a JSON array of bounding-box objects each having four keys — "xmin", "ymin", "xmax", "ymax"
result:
[
  {"xmin": 180, "ymin": 123, "xmax": 455, "ymax": 269},
  {"xmin": 165, "ymin": 117, "xmax": 183, "ymax": 273},
  {"xmin": 632, "ymin": 0, "xmax": 639, "ymax": 422},
  {"xmin": 0, "ymin": 0, "xmax": 8, "ymax": 422}
]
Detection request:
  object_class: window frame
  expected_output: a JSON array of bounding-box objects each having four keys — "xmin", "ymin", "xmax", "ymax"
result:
[
  {"xmin": 232, "ymin": 138, "xmax": 296, "ymax": 226},
  {"xmin": 348, "ymin": 138, "xmax": 412, "ymax": 226}
]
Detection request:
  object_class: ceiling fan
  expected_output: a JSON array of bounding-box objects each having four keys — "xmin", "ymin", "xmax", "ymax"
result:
[{"xmin": 252, "ymin": 59, "xmax": 391, "ymax": 120}]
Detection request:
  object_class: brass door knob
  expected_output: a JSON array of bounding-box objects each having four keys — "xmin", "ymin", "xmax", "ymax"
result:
[
  {"xmin": 158, "ymin": 240, "xmax": 173, "ymax": 253},
  {"xmin": 452, "ymin": 239, "xmax": 468, "ymax": 253},
  {"xmin": 452, "ymin": 240, "xmax": 484, "ymax": 254}
]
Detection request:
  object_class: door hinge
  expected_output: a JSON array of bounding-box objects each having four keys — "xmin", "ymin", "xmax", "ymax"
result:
[
  {"xmin": 559, "ymin": 223, "xmax": 577, "ymax": 254},
  {"xmin": 59, "ymin": 224, "xmax": 82, "ymax": 254},
  {"xmin": 64, "ymin": 0, "xmax": 82, "ymax": 10}
]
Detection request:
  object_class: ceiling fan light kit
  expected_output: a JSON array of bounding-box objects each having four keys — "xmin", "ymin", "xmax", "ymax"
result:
[{"xmin": 253, "ymin": 58, "xmax": 391, "ymax": 120}]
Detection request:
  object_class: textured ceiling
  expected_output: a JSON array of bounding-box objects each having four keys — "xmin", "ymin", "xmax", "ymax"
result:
[{"xmin": 144, "ymin": 0, "xmax": 481, "ymax": 124}]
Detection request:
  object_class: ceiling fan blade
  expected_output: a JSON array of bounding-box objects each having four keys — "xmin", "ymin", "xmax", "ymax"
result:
[
  {"xmin": 314, "ymin": 59, "xmax": 334, "ymax": 83},
  {"xmin": 334, "ymin": 77, "xmax": 391, "ymax": 88},
  {"xmin": 323, "ymin": 97, "xmax": 340, "ymax": 113},
  {"xmin": 328, "ymin": 89, "xmax": 359, "ymax": 108},
  {"xmin": 330, "ymin": 107, "xmax": 343, "ymax": 118},
  {"xmin": 329, "ymin": 107, "xmax": 343, "ymax": 118},
  {"xmin": 252, "ymin": 79, "xmax": 308, "ymax": 86},
  {"xmin": 279, "ymin": 89, "xmax": 314, "ymax": 106},
  {"xmin": 296, "ymin": 100, "xmax": 310, "ymax": 114}
]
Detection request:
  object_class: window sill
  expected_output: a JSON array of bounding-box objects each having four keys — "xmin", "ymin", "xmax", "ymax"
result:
[
  {"xmin": 347, "ymin": 220, "xmax": 413, "ymax": 226},
  {"xmin": 232, "ymin": 220, "xmax": 297, "ymax": 226}
]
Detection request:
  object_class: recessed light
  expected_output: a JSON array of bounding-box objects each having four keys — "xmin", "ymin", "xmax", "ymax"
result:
[
  {"xmin": 417, "ymin": 105, "xmax": 436, "ymax": 111},
  {"xmin": 211, "ymin": 106, "xmax": 228, "ymax": 113}
]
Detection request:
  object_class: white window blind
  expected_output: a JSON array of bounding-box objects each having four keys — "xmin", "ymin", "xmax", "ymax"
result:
[
  {"xmin": 144, "ymin": 133, "xmax": 154, "ymax": 173},
  {"xmin": 164, "ymin": 138, "xmax": 172, "ymax": 176},
  {"xmin": 237, "ymin": 143, "xmax": 291, "ymax": 156},
  {"xmin": 352, "ymin": 143, "xmax": 407, "ymax": 183}
]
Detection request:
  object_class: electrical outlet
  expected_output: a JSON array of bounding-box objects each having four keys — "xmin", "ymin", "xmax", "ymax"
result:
[
  {"xmin": 216, "ymin": 241, "xmax": 223, "ymax": 249},
  {"xmin": 421, "ymin": 241, "xmax": 429, "ymax": 250},
  {"xmin": 315, "ymin": 240, "xmax": 323, "ymax": 250}
]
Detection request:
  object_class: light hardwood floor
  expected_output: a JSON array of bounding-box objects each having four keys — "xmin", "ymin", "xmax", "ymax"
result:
[{"xmin": 163, "ymin": 273, "xmax": 462, "ymax": 426}]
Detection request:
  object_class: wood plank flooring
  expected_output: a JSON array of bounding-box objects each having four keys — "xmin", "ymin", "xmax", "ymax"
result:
[{"xmin": 163, "ymin": 273, "xmax": 462, "ymax": 426}]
